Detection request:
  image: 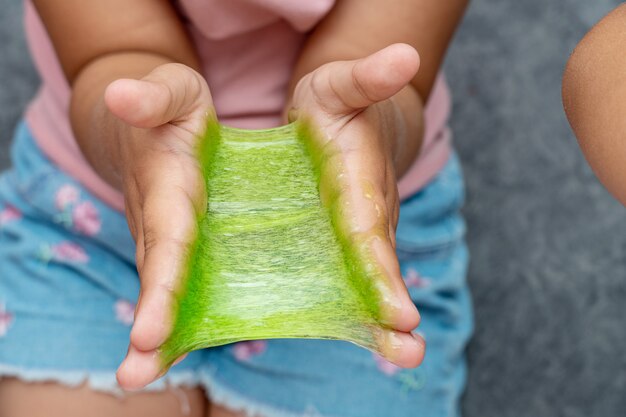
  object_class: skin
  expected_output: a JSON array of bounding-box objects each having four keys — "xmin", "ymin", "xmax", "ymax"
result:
[
  {"xmin": 0, "ymin": 378, "xmax": 206, "ymax": 417},
  {"xmin": 563, "ymin": 3, "xmax": 626, "ymax": 206},
  {"xmin": 3, "ymin": 0, "xmax": 468, "ymax": 415}
]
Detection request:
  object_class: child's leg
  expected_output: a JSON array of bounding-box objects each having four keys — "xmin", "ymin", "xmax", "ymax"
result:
[
  {"xmin": 0, "ymin": 122, "xmax": 206, "ymax": 414},
  {"xmin": 563, "ymin": 4, "xmax": 626, "ymax": 206},
  {"xmin": 0, "ymin": 378, "xmax": 205, "ymax": 417},
  {"xmin": 210, "ymin": 403, "xmax": 244, "ymax": 417}
]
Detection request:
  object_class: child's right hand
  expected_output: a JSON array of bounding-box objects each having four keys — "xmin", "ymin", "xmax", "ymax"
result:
[{"xmin": 102, "ymin": 63, "xmax": 214, "ymax": 390}]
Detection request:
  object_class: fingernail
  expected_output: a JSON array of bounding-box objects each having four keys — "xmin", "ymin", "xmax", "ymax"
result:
[
  {"xmin": 411, "ymin": 331, "xmax": 426, "ymax": 348},
  {"xmin": 116, "ymin": 361, "xmax": 142, "ymax": 392}
]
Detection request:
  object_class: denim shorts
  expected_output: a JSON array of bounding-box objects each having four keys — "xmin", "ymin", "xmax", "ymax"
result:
[{"xmin": 0, "ymin": 121, "xmax": 473, "ymax": 417}]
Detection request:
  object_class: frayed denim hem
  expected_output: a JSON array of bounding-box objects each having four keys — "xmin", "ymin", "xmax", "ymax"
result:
[
  {"xmin": 199, "ymin": 369, "xmax": 338, "ymax": 417},
  {"xmin": 0, "ymin": 363, "xmax": 202, "ymax": 396}
]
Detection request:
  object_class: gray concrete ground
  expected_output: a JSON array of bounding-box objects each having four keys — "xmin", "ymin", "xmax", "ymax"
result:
[{"xmin": 1, "ymin": 1, "xmax": 626, "ymax": 416}]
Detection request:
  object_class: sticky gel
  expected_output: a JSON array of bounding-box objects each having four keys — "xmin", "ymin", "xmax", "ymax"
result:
[{"xmin": 159, "ymin": 120, "xmax": 395, "ymax": 367}]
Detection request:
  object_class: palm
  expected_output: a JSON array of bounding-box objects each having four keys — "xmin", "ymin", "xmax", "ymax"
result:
[
  {"xmin": 105, "ymin": 64, "xmax": 213, "ymax": 389},
  {"xmin": 288, "ymin": 44, "xmax": 426, "ymax": 368}
]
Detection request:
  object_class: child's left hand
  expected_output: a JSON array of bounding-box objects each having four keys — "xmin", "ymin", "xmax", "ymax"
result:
[{"xmin": 288, "ymin": 44, "xmax": 426, "ymax": 367}]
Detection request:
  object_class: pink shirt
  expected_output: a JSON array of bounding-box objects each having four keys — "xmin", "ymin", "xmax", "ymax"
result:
[{"xmin": 23, "ymin": 0, "xmax": 451, "ymax": 212}]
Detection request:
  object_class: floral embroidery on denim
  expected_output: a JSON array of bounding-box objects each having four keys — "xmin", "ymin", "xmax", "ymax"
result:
[
  {"xmin": 55, "ymin": 184, "xmax": 80, "ymax": 210},
  {"xmin": 0, "ymin": 302, "xmax": 14, "ymax": 337},
  {"xmin": 72, "ymin": 201, "xmax": 101, "ymax": 236},
  {"xmin": 403, "ymin": 267, "xmax": 431, "ymax": 289},
  {"xmin": 232, "ymin": 340, "xmax": 267, "ymax": 361},
  {"xmin": 0, "ymin": 205, "xmax": 22, "ymax": 226},
  {"xmin": 114, "ymin": 299, "xmax": 136, "ymax": 326},
  {"xmin": 53, "ymin": 184, "xmax": 101, "ymax": 236},
  {"xmin": 39, "ymin": 241, "xmax": 89, "ymax": 264},
  {"xmin": 52, "ymin": 241, "xmax": 89, "ymax": 263}
]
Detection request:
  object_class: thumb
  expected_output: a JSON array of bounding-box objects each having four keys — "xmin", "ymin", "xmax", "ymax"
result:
[
  {"xmin": 303, "ymin": 43, "xmax": 420, "ymax": 115},
  {"xmin": 104, "ymin": 63, "xmax": 213, "ymax": 129}
]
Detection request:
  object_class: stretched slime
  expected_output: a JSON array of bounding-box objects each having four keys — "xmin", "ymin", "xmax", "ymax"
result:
[{"xmin": 160, "ymin": 120, "xmax": 396, "ymax": 367}]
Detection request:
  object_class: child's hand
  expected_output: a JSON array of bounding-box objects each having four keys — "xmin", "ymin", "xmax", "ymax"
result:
[
  {"xmin": 289, "ymin": 44, "xmax": 426, "ymax": 368},
  {"xmin": 103, "ymin": 63, "xmax": 213, "ymax": 390}
]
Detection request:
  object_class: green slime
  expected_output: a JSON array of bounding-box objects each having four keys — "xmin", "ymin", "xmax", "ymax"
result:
[{"xmin": 160, "ymin": 120, "xmax": 390, "ymax": 367}]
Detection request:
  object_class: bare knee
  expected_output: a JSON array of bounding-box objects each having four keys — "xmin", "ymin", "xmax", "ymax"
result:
[{"xmin": 0, "ymin": 377, "xmax": 206, "ymax": 417}]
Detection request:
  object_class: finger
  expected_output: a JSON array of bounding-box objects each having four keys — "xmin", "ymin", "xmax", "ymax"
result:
[
  {"xmin": 312, "ymin": 43, "xmax": 420, "ymax": 114},
  {"xmin": 116, "ymin": 345, "xmax": 162, "ymax": 391},
  {"xmin": 124, "ymin": 202, "xmax": 140, "ymax": 242},
  {"xmin": 318, "ymin": 127, "xmax": 419, "ymax": 331},
  {"xmin": 123, "ymin": 176, "xmax": 139, "ymax": 238},
  {"xmin": 104, "ymin": 63, "xmax": 213, "ymax": 129},
  {"xmin": 387, "ymin": 174, "xmax": 400, "ymax": 250},
  {"xmin": 371, "ymin": 235, "xmax": 420, "ymax": 332},
  {"xmin": 130, "ymin": 182, "xmax": 199, "ymax": 352},
  {"xmin": 388, "ymin": 206, "xmax": 398, "ymax": 251},
  {"xmin": 376, "ymin": 329, "xmax": 426, "ymax": 368},
  {"xmin": 123, "ymin": 178, "xmax": 147, "ymax": 265}
]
